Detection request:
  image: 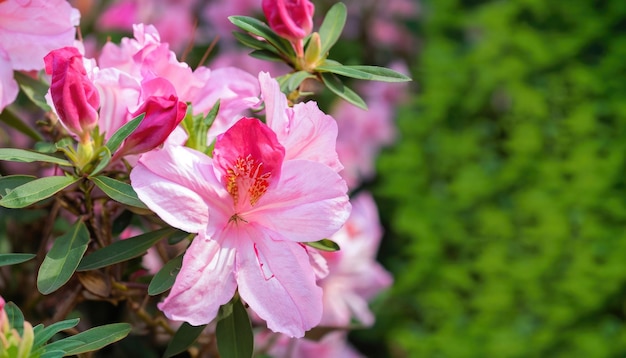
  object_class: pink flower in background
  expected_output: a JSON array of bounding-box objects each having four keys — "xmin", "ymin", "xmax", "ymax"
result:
[
  {"xmin": 45, "ymin": 47, "xmax": 100, "ymax": 143},
  {"xmin": 256, "ymin": 330, "xmax": 363, "ymax": 358},
  {"xmin": 131, "ymin": 118, "xmax": 350, "ymax": 337},
  {"xmin": 99, "ymin": 24, "xmax": 210, "ymax": 103},
  {"xmin": 0, "ymin": 48, "xmax": 17, "ymax": 113},
  {"xmin": 191, "ymin": 67, "xmax": 260, "ymax": 141},
  {"xmin": 115, "ymin": 78, "xmax": 187, "ymax": 158},
  {"xmin": 97, "ymin": 0, "xmax": 197, "ymax": 52},
  {"xmin": 318, "ymin": 191, "xmax": 392, "ymax": 327},
  {"xmin": 202, "ymin": 0, "xmax": 260, "ymax": 40}
]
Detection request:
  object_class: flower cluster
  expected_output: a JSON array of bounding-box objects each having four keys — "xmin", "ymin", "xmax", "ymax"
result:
[{"xmin": 0, "ymin": 0, "xmax": 409, "ymax": 356}]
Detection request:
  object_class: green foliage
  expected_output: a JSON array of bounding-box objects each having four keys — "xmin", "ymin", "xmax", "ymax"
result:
[{"xmin": 374, "ymin": 0, "xmax": 626, "ymax": 356}]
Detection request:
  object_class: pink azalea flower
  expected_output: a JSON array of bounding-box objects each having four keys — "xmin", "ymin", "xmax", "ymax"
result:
[
  {"xmin": 318, "ymin": 191, "xmax": 392, "ymax": 327},
  {"xmin": 256, "ymin": 330, "xmax": 363, "ymax": 358},
  {"xmin": 131, "ymin": 118, "xmax": 351, "ymax": 337},
  {"xmin": 0, "ymin": 47, "xmax": 18, "ymax": 112},
  {"xmin": 0, "ymin": 0, "xmax": 79, "ymax": 71},
  {"xmin": 99, "ymin": 24, "xmax": 209, "ymax": 103}
]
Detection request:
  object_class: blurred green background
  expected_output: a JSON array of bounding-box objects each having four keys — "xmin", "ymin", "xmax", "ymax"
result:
[{"xmin": 354, "ymin": 0, "xmax": 626, "ymax": 356}]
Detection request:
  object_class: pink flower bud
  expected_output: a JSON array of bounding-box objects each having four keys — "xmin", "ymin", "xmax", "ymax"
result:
[
  {"xmin": 262, "ymin": 0, "xmax": 314, "ymax": 44},
  {"xmin": 45, "ymin": 47, "xmax": 100, "ymax": 142},
  {"xmin": 116, "ymin": 94, "xmax": 187, "ymax": 157}
]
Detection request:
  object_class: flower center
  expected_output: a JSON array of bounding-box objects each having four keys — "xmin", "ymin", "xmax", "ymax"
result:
[{"xmin": 225, "ymin": 154, "xmax": 272, "ymax": 209}]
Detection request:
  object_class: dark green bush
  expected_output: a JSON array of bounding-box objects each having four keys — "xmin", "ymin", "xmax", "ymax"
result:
[{"xmin": 370, "ymin": 0, "xmax": 626, "ymax": 356}]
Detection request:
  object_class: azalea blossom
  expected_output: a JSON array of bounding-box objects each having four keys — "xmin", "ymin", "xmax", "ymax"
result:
[
  {"xmin": 131, "ymin": 118, "xmax": 350, "ymax": 337},
  {"xmin": 318, "ymin": 191, "xmax": 392, "ymax": 327}
]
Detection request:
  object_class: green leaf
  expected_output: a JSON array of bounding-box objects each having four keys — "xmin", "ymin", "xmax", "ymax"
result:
[
  {"xmin": 216, "ymin": 297, "xmax": 253, "ymax": 358},
  {"xmin": 318, "ymin": 2, "xmax": 347, "ymax": 56},
  {"xmin": 316, "ymin": 64, "xmax": 412, "ymax": 82},
  {"xmin": 0, "ymin": 175, "xmax": 36, "ymax": 196},
  {"xmin": 228, "ymin": 16, "xmax": 295, "ymax": 58},
  {"xmin": 0, "ymin": 148, "xmax": 71, "ymax": 166},
  {"xmin": 167, "ymin": 231, "xmax": 193, "ymax": 245},
  {"xmin": 44, "ymin": 323, "xmax": 131, "ymax": 355},
  {"xmin": 0, "ymin": 106, "xmax": 44, "ymax": 141},
  {"xmin": 89, "ymin": 147, "xmax": 112, "ymax": 176},
  {"xmin": 320, "ymin": 72, "xmax": 367, "ymax": 110},
  {"xmin": 0, "ymin": 175, "xmax": 78, "ymax": 209},
  {"xmin": 163, "ymin": 322, "xmax": 207, "ymax": 358},
  {"xmin": 14, "ymin": 71, "xmax": 52, "ymax": 111},
  {"xmin": 91, "ymin": 176, "xmax": 147, "ymax": 209},
  {"xmin": 249, "ymin": 49, "xmax": 285, "ymax": 62},
  {"xmin": 39, "ymin": 350, "xmax": 65, "ymax": 358},
  {"xmin": 305, "ymin": 239, "xmax": 341, "ymax": 252},
  {"xmin": 277, "ymin": 71, "xmax": 315, "ymax": 94},
  {"xmin": 148, "ymin": 254, "xmax": 183, "ymax": 296},
  {"xmin": 105, "ymin": 113, "xmax": 145, "ymax": 154},
  {"xmin": 37, "ymin": 221, "xmax": 90, "ymax": 295},
  {"xmin": 32, "ymin": 318, "xmax": 80, "ymax": 349},
  {"xmin": 0, "ymin": 253, "xmax": 36, "ymax": 266},
  {"xmin": 5, "ymin": 302, "xmax": 25, "ymax": 336},
  {"xmin": 77, "ymin": 228, "xmax": 174, "ymax": 271},
  {"xmin": 232, "ymin": 32, "xmax": 279, "ymax": 53}
]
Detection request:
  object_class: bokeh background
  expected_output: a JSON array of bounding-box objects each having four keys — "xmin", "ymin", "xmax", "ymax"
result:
[{"xmin": 349, "ymin": 0, "xmax": 626, "ymax": 356}]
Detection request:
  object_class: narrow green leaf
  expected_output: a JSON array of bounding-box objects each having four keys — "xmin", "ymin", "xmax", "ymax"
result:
[
  {"xmin": 320, "ymin": 73, "xmax": 367, "ymax": 110},
  {"xmin": 249, "ymin": 49, "xmax": 286, "ymax": 63},
  {"xmin": 32, "ymin": 318, "xmax": 80, "ymax": 349},
  {"xmin": 0, "ymin": 175, "xmax": 36, "ymax": 196},
  {"xmin": 0, "ymin": 176, "xmax": 78, "ymax": 209},
  {"xmin": 316, "ymin": 64, "xmax": 412, "ymax": 82},
  {"xmin": 0, "ymin": 106, "xmax": 44, "ymax": 141},
  {"xmin": 232, "ymin": 32, "xmax": 279, "ymax": 53},
  {"xmin": 167, "ymin": 231, "xmax": 194, "ymax": 245},
  {"xmin": 305, "ymin": 239, "xmax": 341, "ymax": 252},
  {"xmin": 228, "ymin": 16, "xmax": 295, "ymax": 58},
  {"xmin": 318, "ymin": 3, "xmax": 347, "ymax": 55},
  {"xmin": 37, "ymin": 221, "xmax": 90, "ymax": 295},
  {"xmin": 44, "ymin": 323, "xmax": 131, "ymax": 355},
  {"xmin": 91, "ymin": 176, "xmax": 147, "ymax": 209},
  {"xmin": 277, "ymin": 71, "xmax": 315, "ymax": 94},
  {"xmin": 39, "ymin": 350, "xmax": 65, "ymax": 358},
  {"xmin": 163, "ymin": 322, "xmax": 207, "ymax": 358},
  {"xmin": 14, "ymin": 71, "xmax": 52, "ymax": 111},
  {"xmin": 77, "ymin": 228, "xmax": 174, "ymax": 271},
  {"xmin": 105, "ymin": 113, "xmax": 145, "ymax": 154},
  {"xmin": 216, "ymin": 298, "xmax": 253, "ymax": 358},
  {"xmin": 148, "ymin": 254, "xmax": 183, "ymax": 296},
  {"xmin": 5, "ymin": 302, "xmax": 25, "ymax": 336},
  {"xmin": 89, "ymin": 147, "xmax": 112, "ymax": 176},
  {"xmin": 0, "ymin": 253, "xmax": 36, "ymax": 266},
  {"xmin": 0, "ymin": 148, "xmax": 71, "ymax": 166}
]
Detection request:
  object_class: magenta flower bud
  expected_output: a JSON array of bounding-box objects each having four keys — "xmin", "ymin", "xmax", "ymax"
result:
[
  {"xmin": 262, "ymin": 0, "xmax": 315, "ymax": 45},
  {"xmin": 116, "ymin": 95, "xmax": 187, "ymax": 158},
  {"xmin": 44, "ymin": 47, "xmax": 100, "ymax": 142}
]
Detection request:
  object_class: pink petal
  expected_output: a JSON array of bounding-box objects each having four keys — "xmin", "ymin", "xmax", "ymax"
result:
[
  {"xmin": 259, "ymin": 72, "xmax": 342, "ymax": 171},
  {"xmin": 158, "ymin": 232, "xmax": 237, "ymax": 325},
  {"xmin": 248, "ymin": 160, "xmax": 350, "ymax": 242},
  {"xmin": 0, "ymin": 48, "xmax": 18, "ymax": 112},
  {"xmin": 0, "ymin": 0, "xmax": 79, "ymax": 71},
  {"xmin": 131, "ymin": 145, "xmax": 228, "ymax": 234},
  {"xmin": 234, "ymin": 224, "xmax": 322, "ymax": 337}
]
